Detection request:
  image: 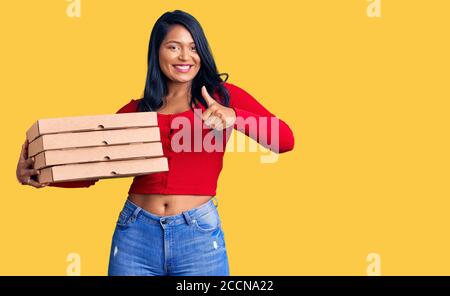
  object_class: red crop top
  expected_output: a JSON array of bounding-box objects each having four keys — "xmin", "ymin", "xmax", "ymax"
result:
[{"xmin": 48, "ymin": 82, "xmax": 295, "ymax": 196}]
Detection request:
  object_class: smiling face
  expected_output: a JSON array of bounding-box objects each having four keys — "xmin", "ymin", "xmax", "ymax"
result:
[{"xmin": 159, "ymin": 24, "xmax": 201, "ymax": 84}]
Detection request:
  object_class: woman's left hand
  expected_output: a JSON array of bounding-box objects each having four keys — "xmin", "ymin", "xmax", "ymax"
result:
[{"xmin": 201, "ymin": 86, "xmax": 236, "ymax": 130}]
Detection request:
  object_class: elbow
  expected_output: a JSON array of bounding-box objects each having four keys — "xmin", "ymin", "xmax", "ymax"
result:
[
  {"xmin": 267, "ymin": 135, "xmax": 295, "ymax": 154},
  {"xmin": 279, "ymin": 136, "xmax": 295, "ymax": 153},
  {"xmin": 275, "ymin": 124, "xmax": 295, "ymax": 154},
  {"xmin": 277, "ymin": 135, "xmax": 295, "ymax": 154},
  {"xmin": 257, "ymin": 118, "xmax": 296, "ymax": 154}
]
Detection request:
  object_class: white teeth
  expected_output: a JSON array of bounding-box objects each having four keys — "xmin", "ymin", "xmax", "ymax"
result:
[{"xmin": 175, "ymin": 65, "xmax": 190, "ymax": 70}]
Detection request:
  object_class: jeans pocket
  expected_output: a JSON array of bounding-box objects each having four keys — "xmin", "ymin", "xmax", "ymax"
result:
[
  {"xmin": 192, "ymin": 209, "xmax": 222, "ymax": 233},
  {"xmin": 116, "ymin": 209, "xmax": 133, "ymax": 228}
]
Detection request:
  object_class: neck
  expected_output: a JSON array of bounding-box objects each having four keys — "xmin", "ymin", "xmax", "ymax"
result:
[{"xmin": 165, "ymin": 81, "xmax": 192, "ymax": 100}]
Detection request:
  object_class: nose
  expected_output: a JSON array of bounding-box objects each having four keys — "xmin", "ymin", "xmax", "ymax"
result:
[{"xmin": 178, "ymin": 48, "xmax": 188, "ymax": 60}]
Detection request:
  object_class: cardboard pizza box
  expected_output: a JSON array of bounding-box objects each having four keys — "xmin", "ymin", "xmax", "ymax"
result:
[
  {"xmin": 28, "ymin": 127, "xmax": 160, "ymax": 157},
  {"xmin": 27, "ymin": 112, "xmax": 157, "ymax": 142},
  {"xmin": 37, "ymin": 157, "xmax": 168, "ymax": 183},
  {"xmin": 33, "ymin": 142, "xmax": 164, "ymax": 169}
]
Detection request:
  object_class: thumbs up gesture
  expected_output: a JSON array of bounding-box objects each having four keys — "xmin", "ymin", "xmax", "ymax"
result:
[{"xmin": 201, "ymin": 85, "xmax": 236, "ymax": 130}]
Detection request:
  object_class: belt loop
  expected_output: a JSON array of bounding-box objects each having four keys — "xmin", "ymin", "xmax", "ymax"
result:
[
  {"xmin": 130, "ymin": 206, "xmax": 142, "ymax": 223},
  {"xmin": 182, "ymin": 211, "xmax": 193, "ymax": 225},
  {"xmin": 212, "ymin": 196, "xmax": 219, "ymax": 208}
]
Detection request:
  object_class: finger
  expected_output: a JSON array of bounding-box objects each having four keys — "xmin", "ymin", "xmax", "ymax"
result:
[
  {"xmin": 211, "ymin": 110, "xmax": 227, "ymax": 130},
  {"xmin": 204, "ymin": 114, "xmax": 220, "ymax": 128},
  {"xmin": 209, "ymin": 113, "xmax": 223, "ymax": 129},
  {"xmin": 202, "ymin": 104, "xmax": 219, "ymax": 122},
  {"xmin": 25, "ymin": 157, "xmax": 35, "ymax": 167},
  {"xmin": 21, "ymin": 168, "xmax": 40, "ymax": 177},
  {"xmin": 224, "ymin": 116, "xmax": 235, "ymax": 128},
  {"xmin": 28, "ymin": 179, "xmax": 46, "ymax": 188},
  {"xmin": 21, "ymin": 143, "xmax": 30, "ymax": 163},
  {"xmin": 20, "ymin": 141, "xmax": 27, "ymax": 161},
  {"xmin": 212, "ymin": 118, "xmax": 224, "ymax": 130},
  {"xmin": 201, "ymin": 86, "xmax": 217, "ymax": 107},
  {"xmin": 23, "ymin": 139, "xmax": 29, "ymax": 152},
  {"xmin": 37, "ymin": 182, "xmax": 49, "ymax": 188},
  {"xmin": 201, "ymin": 108, "xmax": 213, "ymax": 122},
  {"xmin": 206, "ymin": 115, "xmax": 224, "ymax": 130},
  {"xmin": 217, "ymin": 116, "xmax": 228, "ymax": 130}
]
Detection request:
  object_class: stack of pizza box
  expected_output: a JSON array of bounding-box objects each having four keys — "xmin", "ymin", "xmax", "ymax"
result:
[{"xmin": 26, "ymin": 112, "xmax": 168, "ymax": 184}]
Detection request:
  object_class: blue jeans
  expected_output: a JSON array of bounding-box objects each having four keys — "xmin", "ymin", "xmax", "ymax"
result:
[{"xmin": 108, "ymin": 196, "xmax": 230, "ymax": 276}]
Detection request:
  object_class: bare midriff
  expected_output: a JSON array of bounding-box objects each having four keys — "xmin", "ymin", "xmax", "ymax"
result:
[{"xmin": 127, "ymin": 194, "xmax": 213, "ymax": 216}]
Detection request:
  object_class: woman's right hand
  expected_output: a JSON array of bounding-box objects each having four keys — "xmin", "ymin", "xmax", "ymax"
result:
[{"xmin": 16, "ymin": 139, "xmax": 49, "ymax": 188}]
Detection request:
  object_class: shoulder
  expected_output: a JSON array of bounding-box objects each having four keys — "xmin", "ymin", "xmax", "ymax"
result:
[
  {"xmin": 221, "ymin": 82, "xmax": 255, "ymax": 105},
  {"xmin": 222, "ymin": 82, "xmax": 239, "ymax": 93},
  {"xmin": 222, "ymin": 82, "xmax": 253, "ymax": 97},
  {"xmin": 115, "ymin": 99, "xmax": 140, "ymax": 114}
]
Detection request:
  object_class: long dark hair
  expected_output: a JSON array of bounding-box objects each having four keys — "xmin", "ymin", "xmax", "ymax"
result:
[{"xmin": 138, "ymin": 10, "xmax": 230, "ymax": 112}]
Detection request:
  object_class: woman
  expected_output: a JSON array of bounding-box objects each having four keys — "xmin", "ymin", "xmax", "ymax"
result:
[{"xmin": 16, "ymin": 10, "xmax": 295, "ymax": 276}]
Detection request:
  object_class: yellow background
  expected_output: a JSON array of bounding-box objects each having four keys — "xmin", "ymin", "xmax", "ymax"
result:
[{"xmin": 1, "ymin": 0, "xmax": 449, "ymax": 275}]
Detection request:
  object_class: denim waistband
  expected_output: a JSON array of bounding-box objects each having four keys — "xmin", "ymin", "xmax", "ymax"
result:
[{"xmin": 121, "ymin": 196, "xmax": 219, "ymax": 226}]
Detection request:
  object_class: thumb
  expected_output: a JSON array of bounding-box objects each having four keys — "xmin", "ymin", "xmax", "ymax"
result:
[{"xmin": 201, "ymin": 86, "xmax": 216, "ymax": 106}]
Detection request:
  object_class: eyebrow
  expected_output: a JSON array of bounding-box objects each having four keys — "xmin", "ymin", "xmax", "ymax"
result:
[{"xmin": 164, "ymin": 40, "xmax": 195, "ymax": 45}]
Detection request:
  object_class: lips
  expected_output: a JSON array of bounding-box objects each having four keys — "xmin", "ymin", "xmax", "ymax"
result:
[{"xmin": 173, "ymin": 64, "xmax": 193, "ymax": 73}]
